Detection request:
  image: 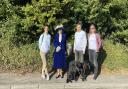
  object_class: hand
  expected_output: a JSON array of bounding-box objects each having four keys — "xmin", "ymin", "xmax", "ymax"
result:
[
  {"xmin": 56, "ymin": 46, "xmax": 61, "ymax": 52},
  {"xmin": 96, "ymin": 49, "xmax": 99, "ymax": 52}
]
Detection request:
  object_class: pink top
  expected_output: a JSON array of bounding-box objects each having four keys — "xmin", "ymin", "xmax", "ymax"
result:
[{"xmin": 88, "ymin": 33, "xmax": 102, "ymax": 52}]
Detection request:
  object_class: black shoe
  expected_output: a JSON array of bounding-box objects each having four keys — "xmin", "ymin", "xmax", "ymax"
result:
[
  {"xmin": 56, "ymin": 75, "xmax": 60, "ymax": 79},
  {"xmin": 61, "ymin": 76, "xmax": 64, "ymax": 78},
  {"xmin": 66, "ymin": 79, "xmax": 72, "ymax": 83},
  {"xmin": 93, "ymin": 74, "xmax": 98, "ymax": 80},
  {"xmin": 82, "ymin": 78, "xmax": 85, "ymax": 81}
]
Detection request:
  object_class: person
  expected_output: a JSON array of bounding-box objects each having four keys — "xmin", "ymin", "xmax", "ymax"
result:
[
  {"xmin": 53, "ymin": 25, "xmax": 67, "ymax": 78},
  {"xmin": 39, "ymin": 25, "xmax": 51, "ymax": 80},
  {"xmin": 88, "ymin": 23, "xmax": 102, "ymax": 80},
  {"xmin": 74, "ymin": 23, "xmax": 87, "ymax": 63}
]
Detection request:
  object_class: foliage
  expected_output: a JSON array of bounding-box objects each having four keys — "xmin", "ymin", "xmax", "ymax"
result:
[
  {"xmin": 0, "ymin": 0, "xmax": 128, "ymax": 71},
  {"xmin": 73, "ymin": 0, "xmax": 128, "ymax": 42},
  {"xmin": 103, "ymin": 40, "xmax": 128, "ymax": 70},
  {"xmin": 1, "ymin": 0, "xmax": 128, "ymax": 45},
  {"xmin": 111, "ymin": 30, "xmax": 128, "ymax": 46},
  {"xmin": 0, "ymin": 41, "xmax": 40, "ymax": 70}
]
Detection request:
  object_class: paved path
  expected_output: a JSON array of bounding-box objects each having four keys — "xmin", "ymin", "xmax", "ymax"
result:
[{"xmin": 0, "ymin": 73, "xmax": 128, "ymax": 89}]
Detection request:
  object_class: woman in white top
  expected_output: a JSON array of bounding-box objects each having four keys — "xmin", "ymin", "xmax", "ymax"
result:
[
  {"xmin": 39, "ymin": 26, "xmax": 51, "ymax": 80},
  {"xmin": 74, "ymin": 23, "xmax": 87, "ymax": 63},
  {"xmin": 88, "ymin": 24, "xmax": 102, "ymax": 80}
]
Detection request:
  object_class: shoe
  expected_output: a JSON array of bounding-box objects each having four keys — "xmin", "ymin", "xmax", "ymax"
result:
[
  {"xmin": 61, "ymin": 75, "xmax": 64, "ymax": 78},
  {"xmin": 93, "ymin": 74, "xmax": 98, "ymax": 80},
  {"xmin": 56, "ymin": 75, "xmax": 60, "ymax": 79},
  {"xmin": 46, "ymin": 74, "xmax": 49, "ymax": 80},
  {"xmin": 41, "ymin": 74, "xmax": 45, "ymax": 79}
]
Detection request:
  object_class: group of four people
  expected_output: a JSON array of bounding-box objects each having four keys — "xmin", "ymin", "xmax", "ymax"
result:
[{"xmin": 38, "ymin": 23, "xmax": 102, "ymax": 80}]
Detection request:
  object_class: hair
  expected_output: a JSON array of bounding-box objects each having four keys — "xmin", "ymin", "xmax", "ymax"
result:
[
  {"xmin": 89, "ymin": 23, "xmax": 97, "ymax": 30},
  {"xmin": 42, "ymin": 25, "xmax": 48, "ymax": 30},
  {"xmin": 76, "ymin": 23, "xmax": 82, "ymax": 27},
  {"xmin": 89, "ymin": 23, "xmax": 97, "ymax": 33},
  {"xmin": 77, "ymin": 21, "xmax": 83, "ymax": 26}
]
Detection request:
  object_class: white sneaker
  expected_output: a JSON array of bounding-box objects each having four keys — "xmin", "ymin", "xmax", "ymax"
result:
[
  {"xmin": 46, "ymin": 74, "xmax": 49, "ymax": 80},
  {"xmin": 41, "ymin": 74, "xmax": 45, "ymax": 79}
]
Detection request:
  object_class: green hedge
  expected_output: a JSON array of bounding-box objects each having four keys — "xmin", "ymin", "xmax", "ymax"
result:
[
  {"xmin": 0, "ymin": 43, "xmax": 40, "ymax": 71},
  {"xmin": 103, "ymin": 40, "xmax": 128, "ymax": 70},
  {"xmin": 0, "ymin": 39, "xmax": 128, "ymax": 72}
]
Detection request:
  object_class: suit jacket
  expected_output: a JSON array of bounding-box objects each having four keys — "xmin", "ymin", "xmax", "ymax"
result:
[{"xmin": 53, "ymin": 33, "xmax": 66, "ymax": 52}]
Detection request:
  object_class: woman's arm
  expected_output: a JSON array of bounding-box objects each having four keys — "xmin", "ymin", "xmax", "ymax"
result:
[
  {"xmin": 96, "ymin": 33, "xmax": 102, "ymax": 52},
  {"xmin": 38, "ymin": 34, "xmax": 43, "ymax": 49},
  {"xmin": 48, "ymin": 35, "xmax": 51, "ymax": 49}
]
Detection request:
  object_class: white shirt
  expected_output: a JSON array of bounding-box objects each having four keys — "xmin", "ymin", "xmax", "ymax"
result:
[
  {"xmin": 74, "ymin": 30, "xmax": 87, "ymax": 53},
  {"xmin": 59, "ymin": 34, "xmax": 62, "ymax": 42},
  {"xmin": 39, "ymin": 33, "xmax": 51, "ymax": 53},
  {"xmin": 89, "ymin": 34, "xmax": 97, "ymax": 50}
]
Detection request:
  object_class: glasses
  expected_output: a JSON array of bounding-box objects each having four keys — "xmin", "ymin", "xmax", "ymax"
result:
[{"xmin": 90, "ymin": 28, "xmax": 95, "ymax": 29}]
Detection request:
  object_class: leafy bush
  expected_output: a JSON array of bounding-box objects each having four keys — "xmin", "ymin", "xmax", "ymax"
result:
[
  {"xmin": 111, "ymin": 30, "xmax": 128, "ymax": 46},
  {"xmin": 103, "ymin": 40, "xmax": 128, "ymax": 70},
  {"xmin": 1, "ymin": 0, "xmax": 128, "ymax": 45},
  {"xmin": 0, "ymin": 36, "xmax": 54, "ymax": 72},
  {"xmin": 0, "ymin": 42, "xmax": 40, "ymax": 71},
  {"xmin": 0, "ymin": 39, "xmax": 128, "ymax": 72},
  {"xmin": 0, "ymin": 0, "xmax": 128, "ymax": 72}
]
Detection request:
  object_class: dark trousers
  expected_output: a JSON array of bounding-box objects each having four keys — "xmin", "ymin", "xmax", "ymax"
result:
[{"xmin": 88, "ymin": 49, "xmax": 98, "ymax": 75}]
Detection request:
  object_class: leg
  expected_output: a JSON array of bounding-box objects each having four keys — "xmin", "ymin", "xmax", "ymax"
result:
[
  {"xmin": 44, "ymin": 53, "xmax": 50, "ymax": 80},
  {"xmin": 75, "ymin": 50, "xmax": 79, "ymax": 62},
  {"xmin": 44, "ymin": 53, "xmax": 48, "ymax": 75},
  {"xmin": 79, "ymin": 51, "xmax": 84, "ymax": 63},
  {"xmin": 60, "ymin": 69, "xmax": 63, "ymax": 78},
  {"xmin": 56, "ymin": 69, "xmax": 60, "ymax": 78},
  {"xmin": 93, "ymin": 52, "xmax": 98, "ymax": 80},
  {"xmin": 89, "ymin": 50, "xmax": 93, "ymax": 65},
  {"xmin": 88, "ymin": 50, "xmax": 94, "ymax": 73},
  {"xmin": 40, "ymin": 51, "xmax": 46, "ymax": 75}
]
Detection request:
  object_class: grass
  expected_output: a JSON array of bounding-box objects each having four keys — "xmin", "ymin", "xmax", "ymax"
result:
[{"xmin": 103, "ymin": 40, "xmax": 128, "ymax": 70}]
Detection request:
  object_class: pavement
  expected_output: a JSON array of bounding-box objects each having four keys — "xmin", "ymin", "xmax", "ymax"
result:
[{"xmin": 0, "ymin": 73, "xmax": 128, "ymax": 89}]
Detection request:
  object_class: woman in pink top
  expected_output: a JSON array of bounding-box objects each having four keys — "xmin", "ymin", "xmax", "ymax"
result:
[{"xmin": 88, "ymin": 23, "xmax": 102, "ymax": 80}]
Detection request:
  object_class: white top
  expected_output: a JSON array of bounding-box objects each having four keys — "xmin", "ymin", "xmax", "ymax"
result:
[
  {"xmin": 59, "ymin": 34, "xmax": 62, "ymax": 42},
  {"xmin": 74, "ymin": 30, "xmax": 87, "ymax": 53},
  {"xmin": 39, "ymin": 33, "xmax": 51, "ymax": 53},
  {"xmin": 88, "ymin": 34, "xmax": 97, "ymax": 50}
]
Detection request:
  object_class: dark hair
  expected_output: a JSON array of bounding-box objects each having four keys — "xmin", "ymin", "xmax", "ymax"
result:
[
  {"xmin": 42, "ymin": 25, "xmax": 49, "ymax": 29},
  {"xmin": 77, "ymin": 21, "xmax": 83, "ymax": 26},
  {"xmin": 89, "ymin": 23, "xmax": 97, "ymax": 30}
]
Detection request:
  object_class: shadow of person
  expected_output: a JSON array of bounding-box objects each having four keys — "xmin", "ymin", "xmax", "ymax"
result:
[
  {"xmin": 97, "ymin": 48, "xmax": 107, "ymax": 76},
  {"xmin": 49, "ymin": 67, "xmax": 56, "ymax": 80},
  {"xmin": 87, "ymin": 48, "xmax": 107, "ymax": 80},
  {"xmin": 63, "ymin": 44, "xmax": 75, "ymax": 76}
]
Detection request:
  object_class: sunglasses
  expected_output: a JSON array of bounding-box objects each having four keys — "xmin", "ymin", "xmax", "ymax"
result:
[{"xmin": 90, "ymin": 27, "xmax": 96, "ymax": 29}]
